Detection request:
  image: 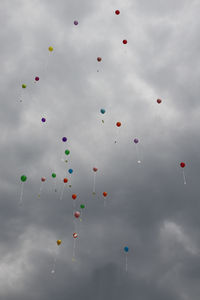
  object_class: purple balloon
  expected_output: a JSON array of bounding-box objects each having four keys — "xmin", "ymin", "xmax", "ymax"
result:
[
  {"xmin": 41, "ymin": 118, "xmax": 46, "ymax": 122},
  {"xmin": 62, "ymin": 137, "xmax": 67, "ymax": 142},
  {"xmin": 134, "ymin": 138, "xmax": 139, "ymax": 144},
  {"xmin": 74, "ymin": 20, "xmax": 78, "ymax": 25}
]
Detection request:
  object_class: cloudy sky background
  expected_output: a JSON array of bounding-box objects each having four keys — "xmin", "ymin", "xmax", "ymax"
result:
[{"xmin": 1, "ymin": 0, "xmax": 200, "ymax": 299}]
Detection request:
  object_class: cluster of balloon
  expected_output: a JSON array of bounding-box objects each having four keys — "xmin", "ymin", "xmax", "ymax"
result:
[
  {"xmin": 52, "ymin": 173, "xmax": 57, "ymax": 192},
  {"xmin": 61, "ymin": 137, "xmax": 68, "ymax": 162},
  {"xmin": 103, "ymin": 192, "xmax": 108, "ymax": 207},
  {"xmin": 92, "ymin": 167, "xmax": 98, "ymax": 195},
  {"xmin": 38, "ymin": 177, "xmax": 46, "ymax": 198},
  {"xmin": 51, "ymin": 240, "xmax": 62, "ymax": 274},
  {"xmin": 19, "ymin": 175, "xmax": 27, "ymax": 205},
  {"xmin": 133, "ymin": 138, "xmax": 141, "ymax": 164},
  {"xmin": 100, "ymin": 108, "xmax": 106, "ymax": 123},
  {"xmin": 157, "ymin": 98, "xmax": 162, "ymax": 104},
  {"xmin": 60, "ymin": 178, "xmax": 68, "ymax": 200},
  {"xmin": 124, "ymin": 246, "xmax": 129, "ymax": 272},
  {"xmin": 180, "ymin": 162, "xmax": 186, "ymax": 184},
  {"xmin": 115, "ymin": 122, "xmax": 121, "ymax": 143}
]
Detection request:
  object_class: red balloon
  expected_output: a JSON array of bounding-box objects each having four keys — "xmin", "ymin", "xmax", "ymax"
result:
[
  {"xmin": 157, "ymin": 99, "xmax": 162, "ymax": 104},
  {"xmin": 73, "ymin": 232, "xmax": 78, "ymax": 238},
  {"xmin": 72, "ymin": 194, "xmax": 77, "ymax": 200},
  {"xmin": 93, "ymin": 167, "xmax": 98, "ymax": 172},
  {"xmin": 41, "ymin": 177, "xmax": 46, "ymax": 182},
  {"xmin": 116, "ymin": 122, "xmax": 121, "ymax": 127},
  {"xmin": 35, "ymin": 76, "xmax": 39, "ymax": 81},
  {"xmin": 103, "ymin": 192, "xmax": 107, "ymax": 197},
  {"xmin": 180, "ymin": 162, "xmax": 185, "ymax": 168},
  {"xmin": 97, "ymin": 57, "xmax": 102, "ymax": 62},
  {"xmin": 63, "ymin": 178, "xmax": 68, "ymax": 183},
  {"xmin": 123, "ymin": 39, "xmax": 127, "ymax": 44},
  {"xmin": 115, "ymin": 10, "xmax": 120, "ymax": 15},
  {"xmin": 74, "ymin": 211, "xmax": 80, "ymax": 218}
]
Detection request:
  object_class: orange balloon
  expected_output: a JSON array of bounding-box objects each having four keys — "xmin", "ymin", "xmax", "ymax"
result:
[
  {"xmin": 72, "ymin": 194, "xmax": 77, "ymax": 200},
  {"xmin": 116, "ymin": 122, "xmax": 121, "ymax": 127},
  {"xmin": 103, "ymin": 192, "xmax": 107, "ymax": 197},
  {"xmin": 57, "ymin": 240, "xmax": 62, "ymax": 246}
]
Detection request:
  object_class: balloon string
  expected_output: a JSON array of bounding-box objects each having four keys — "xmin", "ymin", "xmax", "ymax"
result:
[
  {"xmin": 182, "ymin": 170, "xmax": 186, "ymax": 185},
  {"xmin": 73, "ymin": 238, "xmax": 76, "ymax": 258},
  {"xmin": 51, "ymin": 251, "xmax": 58, "ymax": 274},
  {"xmin": 135, "ymin": 144, "xmax": 141, "ymax": 164},
  {"xmin": 93, "ymin": 173, "xmax": 96, "ymax": 193},
  {"xmin": 60, "ymin": 183, "xmax": 65, "ymax": 200},
  {"xmin": 38, "ymin": 182, "xmax": 43, "ymax": 197},
  {"xmin": 125, "ymin": 254, "xmax": 128, "ymax": 272},
  {"xmin": 104, "ymin": 199, "xmax": 106, "ymax": 207},
  {"xmin": 19, "ymin": 182, "xmax": 24, "ymax": 205}
]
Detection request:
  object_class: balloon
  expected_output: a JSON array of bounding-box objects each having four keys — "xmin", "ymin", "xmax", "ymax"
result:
[
  {"xmin": 74, "ymin": 211, "xmax": 80, "ymax": 218},
  {"xmin": 80, "ymin": 204, "xmax": 85, "ymax": 209},
  {"xmin": 35, "ymin": 76, "xmax": 39, "ymax": 81},
  {"xmin": 22, "ymin": 84, "xmax": 26, "ymax": 89},
  {"xmin": 100, "ymin": 108, "xmax": 106, "ymax": 114},
  {"xmin": 73, "ymin": 233, "xmax": 78, "ymax": 238},
  {"xmin": 49, "ymin": 46, "xmax": 53, "ymax": 52},
  {"xmin": 63, "ymin": 178, "xmax": 68, "ymax": 183},
  {"xmin": 41, "ymin": 177, "xmax": 46, "ymax": 182},
  {"xmin": 74, "ymin": 20, "xmax": 78, "ymax": 25},
  {"xmin": 134, "ymin": 138, "xmax": 139, "ymax": 144},
  {"xmin": 123, "ymin": 40, "xmax": 127, "ymax": 44},
  {"xmin": 93, "ymin": 167, "xmax": 98, "ymax": 172},
  {"xmin": 103, "ymin": 192, "xmax": 107, "ymax": 197},
  {"xmin": 116, "ymin": 122, "xmax": 121, "ymax": 127},
  {"xmin": 157, "ymin": 99, "xmax": 162, "ymax": 104},
  {"xmin": 57, "ymin": 240, "xmax": 62, "ymax": 246},
  {"xmin": 62, "ymin": 137, "xmax": 67, "ymax": 142},
  {"xmin": 65, "ymin": 149, "xmax": 70, "ymax": 155},
  {"xmin": 72, "ymin": 194, "xmax": 77, "ymax": 200},
  {"xmin": 180, "ymin": 162, "xmax": 185, "ymax": 168},
  {"xmin": 97, "ymin": 57, "xmax": 102, "ymax": 62},
  {"xmin": 115, "ymin": 10, "xmax": 120, "ymax": 15},
  {"xmin": 68, "ymin": 168, "xmax": 73, "ymax": 174},
  {"xmin": 21, "ymin": 175, "xmax": 27, "ymax": 182},
  {"xmin": 52, "ymin": 173, "xmax": 56, "ymax": 178},
  {"xmin": 41, "ymin": 117, "xmax": 46, "ymax": 122},
  {"xmin": 124, "ymin": 246, "xmax": 129, "ymax": 252}
]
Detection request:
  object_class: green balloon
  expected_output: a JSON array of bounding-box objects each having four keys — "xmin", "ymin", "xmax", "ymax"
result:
[
  {"xmin": 22, "ymin": 84, "xmax": 26, "ymax": 88},
  {"xmin": 21, "ymin": 175, "xmax": 27, "ymax": 182},
  {"xmin": 52, "ymin": 173, "xmax": 56, "ymax": 178},
  {"xmin": 65, "ymin": 149, "xmax": 70, "ymax": 155},
  {"xmin": 80, "ymin": 204, "xmax": 85, "ymax": 209}
]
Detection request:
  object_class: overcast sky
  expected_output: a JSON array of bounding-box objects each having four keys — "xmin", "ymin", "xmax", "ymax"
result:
[{"xmin": 1, "ymin": 0, "xmax": 200, "ymax": 299}]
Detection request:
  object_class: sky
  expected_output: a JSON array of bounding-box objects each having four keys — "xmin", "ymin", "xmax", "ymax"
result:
[{"xmin": 1, "ymin": 0, "xmax": 200, "ymax": 299}]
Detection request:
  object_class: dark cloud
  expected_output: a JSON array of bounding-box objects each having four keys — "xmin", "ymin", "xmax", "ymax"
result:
[{"xmin": 0, "ymin": 0, "xmax": 200, "ymax": 299}]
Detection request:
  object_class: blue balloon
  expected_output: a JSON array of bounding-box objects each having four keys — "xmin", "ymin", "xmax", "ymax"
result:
[
  {"xmin": 124, "ymin": 246, "xmax": 129, "ymax": 252},
  {"xmin": 68, "ymin": 168, "xmax": 73, "ymax": 174},
  {"xmin": 100, "ymin": 108, "xmax": 106, "ymax": 114}
]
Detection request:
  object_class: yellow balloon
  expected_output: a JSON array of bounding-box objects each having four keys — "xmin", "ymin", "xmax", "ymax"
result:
[
  {"xmin": 57, "ymin": 240, "xmax": 62, "ymax": 246},
  {"xmin": 49, "ymin": 46, "xmax": 53, "ymax": 52}
]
